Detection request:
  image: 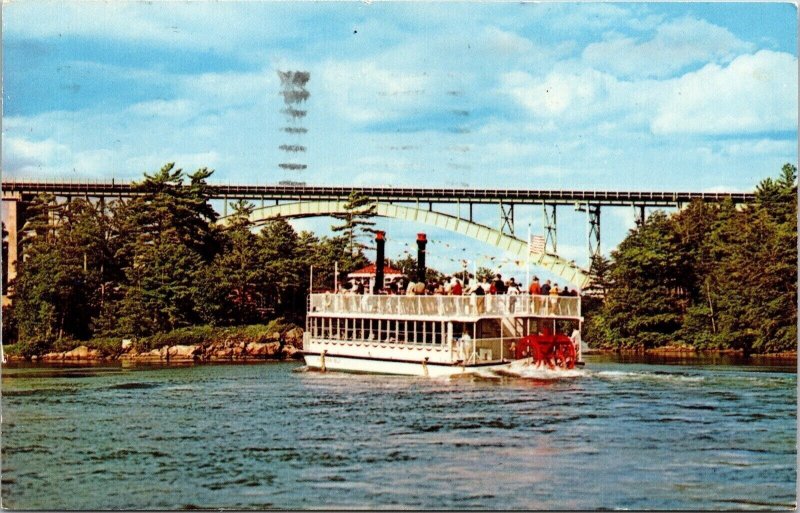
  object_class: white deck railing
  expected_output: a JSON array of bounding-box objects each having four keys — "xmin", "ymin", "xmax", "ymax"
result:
[{"xmin": 308, "ymin": 293, "xmax": 580, "ymax": 318}]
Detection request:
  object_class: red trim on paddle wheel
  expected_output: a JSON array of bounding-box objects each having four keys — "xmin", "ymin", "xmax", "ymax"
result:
[{"xmin": 517, "ymin": 334, "xmax": 576, "ymax": 370}]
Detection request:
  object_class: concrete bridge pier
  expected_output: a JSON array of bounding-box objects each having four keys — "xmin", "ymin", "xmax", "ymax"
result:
[{"xmin": 2, "ymin": 193, "xmax": 21, "ymax": 304}]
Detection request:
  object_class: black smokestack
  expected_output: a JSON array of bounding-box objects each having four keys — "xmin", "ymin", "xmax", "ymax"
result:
[
  {"xmin": 416, "ymin": 233, "xmax": 427, "ymax": 283},
  {"xmin": 374, "ymin": 231, "xmax": 385, "ymax": 294}
]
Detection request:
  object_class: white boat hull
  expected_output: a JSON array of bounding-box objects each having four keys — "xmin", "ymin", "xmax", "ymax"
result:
[{"xmin": 302, "ymin": 352, "xmax": 512, "ymax": 377}]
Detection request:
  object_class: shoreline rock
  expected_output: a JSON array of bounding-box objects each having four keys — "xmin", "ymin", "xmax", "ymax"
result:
[{"xmin": 10, "ymin": 330, "xmax": 306, "ymax": 364}]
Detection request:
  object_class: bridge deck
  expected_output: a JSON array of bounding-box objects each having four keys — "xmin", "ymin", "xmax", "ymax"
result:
[{"xmin": 1, "ymin": 180, "xmax": 755, "ymax": 206}]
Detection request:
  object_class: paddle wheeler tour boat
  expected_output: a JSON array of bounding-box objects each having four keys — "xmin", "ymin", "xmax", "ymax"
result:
[{"xmin": 302, "ymin": 232, "xmax": 584, "ymax": 376}]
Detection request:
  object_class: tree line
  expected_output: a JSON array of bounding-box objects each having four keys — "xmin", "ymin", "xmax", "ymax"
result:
[
  {"xmin": 3, "ymin": 163, "xmax": 796, "ymax": 357},
  {"xmin": 2, "ymin": 164, "xmax": 370, "ymax": 355},
  {"xmin": 584, "ymin": 164, "xmax": 797, "ymax": 355}
]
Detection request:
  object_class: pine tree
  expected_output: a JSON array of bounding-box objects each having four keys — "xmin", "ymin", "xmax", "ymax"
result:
[
  {"xmin": 598, "ymin": 211, "xmax": 684, "ymax": 349},
  {"xmin": 115, "ymin": 164, "xmax": 221, "ymax": 336},
  {"xmin": 331, "ymin": 190, "xmax": 377, "ymax": 256}
]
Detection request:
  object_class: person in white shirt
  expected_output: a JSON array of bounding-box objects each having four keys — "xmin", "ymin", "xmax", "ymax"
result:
[{"xmin": 459, "ymin": 331, "xmax": 472, "ymax": 362}]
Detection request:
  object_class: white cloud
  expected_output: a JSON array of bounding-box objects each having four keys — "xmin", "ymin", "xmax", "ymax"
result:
[
  {"xmin": 3, "ymin": 1, "xmax": 299, "ymax": 55},
  {"xmin": 652, "ymin": 50, "xmax": 798, "ymax": 135},
  {"xmin": 553, "ymin": 3, "xmax": 631, "ymax": 31},
  {"xmin": 720, "ymin": 139, "xmax": 797, "ymax": 157},
  {"xmin": 500, "ymin": 68, "xmax": 638, "ymax": 122},
  {"xmin": 3, "ymin": 137, "xmax": 71, "ymax": 173},
  {"xmin": 318, "ymin": 60, "xmax": 431, "ymax": 124},
  {"xmin": 583, "ymin": 17, "xmax": 753, "ymax": 78},
  {"xmin": 128, "ymin": 99, "xmax": 195, "ymax": 119}
]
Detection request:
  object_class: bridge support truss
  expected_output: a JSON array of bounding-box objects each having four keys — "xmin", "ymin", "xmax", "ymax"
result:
[
  {"xmin": 499, "ymin": 202, "xmax": 514, "ymax": 236},
  {"xmin": 543, "ymin": 203, "xmax": 557, "ymax": 254},
  {"xmin": 588, "ymin": 204, "xmax": 601, "ymax": 261}
]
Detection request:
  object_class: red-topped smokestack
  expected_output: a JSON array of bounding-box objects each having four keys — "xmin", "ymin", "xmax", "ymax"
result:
[
  {"xmin": 416, "ymin": 233, "xmax": 427, "ymax": 283},
  {"xmin": 374, "ymin": 231, "xmax": 386, "ymax": 294}
]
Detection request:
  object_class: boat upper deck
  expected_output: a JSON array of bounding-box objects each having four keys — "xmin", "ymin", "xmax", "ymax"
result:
[{"xmin": 308, "ymin": 293, "xmax": 581, "ymax": 320}]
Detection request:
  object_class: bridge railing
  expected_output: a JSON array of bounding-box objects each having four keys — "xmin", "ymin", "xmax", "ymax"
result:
[{"xmin": 308, "ymin": 293, "xmax": 581, "ymax": 318}]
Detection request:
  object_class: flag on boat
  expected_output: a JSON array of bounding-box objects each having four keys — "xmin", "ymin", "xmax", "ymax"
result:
[{"xmin": 528, "ymin": 234, "xmax": 546, "ymax": 254}]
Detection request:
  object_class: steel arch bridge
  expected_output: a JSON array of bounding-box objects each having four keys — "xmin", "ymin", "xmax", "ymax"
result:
[{"xmin": 242, "ymin": 200, "xmax": 590, "ymax": 288}]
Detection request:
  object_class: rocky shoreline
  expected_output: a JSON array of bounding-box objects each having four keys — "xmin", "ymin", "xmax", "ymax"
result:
[
  {"xmin": 7, "ymin": 327, "xmax": 305, "ymax": 364},
  {"xmin": 7, "ymin": 334, "xmax": 795, "ymax": 364}
]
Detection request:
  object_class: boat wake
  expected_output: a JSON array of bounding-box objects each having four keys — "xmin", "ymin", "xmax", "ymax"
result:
[{"xmin": 472, "ymin": 360, "xmax": 586, "ymax": 380}]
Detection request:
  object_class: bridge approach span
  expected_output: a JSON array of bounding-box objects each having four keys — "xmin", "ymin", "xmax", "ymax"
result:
[{"xmin": 243, "ymin": 200, "xmax": 589, "ymax": 288}]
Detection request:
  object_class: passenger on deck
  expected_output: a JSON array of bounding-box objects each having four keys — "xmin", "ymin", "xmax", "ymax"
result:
[
  {"xmin": 507, "ymin": 277, "xmax": 519, "ymax": 292},
  {"xmin": 492, "ymin": 274, "xmax": 507, "ymax": 294},
  {"xmin": 465, "ymin": 273, "xmax": 479, "ymax": 294},
  {"xmin": 507, "ymin": 278, "xmax": 520, "ymax": 312},
  {"xmin": 550, "ymin": 283, "xmax": 561, "ymax": 314},
  {"xmin": 541, "ymin": 280, "xmax": 551, "ymax": 296},
  {"xmin": 443, "ymin": 277, "xmax": 453, "ymax": 295},
  {"xmin": 450, "ymin": 278, "xmax": 463, "ymax": 296},
  {"xmin": 529, "ymin": 276, "xmax": 542, "ymax": 313},
  {"xmin": 528, "ymin": 276, "xmax": 541, "ymax": 296}
]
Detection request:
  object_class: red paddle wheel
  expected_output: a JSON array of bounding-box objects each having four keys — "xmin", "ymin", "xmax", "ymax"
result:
[{"xmin": 515, "ymin": 333, "xmax": 576, "ymax": 370}]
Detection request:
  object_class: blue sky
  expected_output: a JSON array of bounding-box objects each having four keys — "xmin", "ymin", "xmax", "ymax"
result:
[{"xmin": 3, "ymin": 1, "xmax": 797, "ymax": 284}]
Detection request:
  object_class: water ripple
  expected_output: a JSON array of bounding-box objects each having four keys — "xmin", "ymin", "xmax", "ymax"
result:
[{"xmin": 1, "ymin": 358, "xmax": 795, "ymax": 510}]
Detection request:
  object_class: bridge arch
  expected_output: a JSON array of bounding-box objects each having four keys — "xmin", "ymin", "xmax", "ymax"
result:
[{"xmin": 242, "ymin": 200, "xmax": 589, "ymax": 288}]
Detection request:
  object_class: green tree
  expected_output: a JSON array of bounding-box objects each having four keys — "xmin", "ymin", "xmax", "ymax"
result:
[
  {"xmin": 115, "ymin": 164, "xmax": 221, "ymax": 337},
  {"xmin": 591, "ymin": 164, "xmax": 797, "ymax": 355},
  {"xmin": 10, "ymin": 196, "xmax": 110, "ymax": 346},
  {"xmin": 582, "ymin": 254, "xmax": 613, "ymax": 347},
  {"xmin": 331, "ymin": 190, "xmax": 377, "ymax": 256},
  {"xmin": 195, "ymin": 200, "xmax": 267, "ymax": 325},
  {"xmin": 391, "ymin": 254, "xmax": 440, "ymax": 282},
  {"xmin": 600, "ymin": 211, "xmax": 684, "ymax": 349},
  {"xmin": 2, "ymin": 222, "xmax": 8, "ymax": 295},
  {"xmin": 258, "ymin": 218, "xmax": 307, "ymax": 322},
  {"xmin": 118, "ymin": 238, "xmax": 205, "ymax": 336}
]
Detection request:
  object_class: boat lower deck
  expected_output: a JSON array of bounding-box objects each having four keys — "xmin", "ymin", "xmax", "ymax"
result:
[{"xmin": 302, "ymin": 351, "xmax": 512, "ymax": 377}]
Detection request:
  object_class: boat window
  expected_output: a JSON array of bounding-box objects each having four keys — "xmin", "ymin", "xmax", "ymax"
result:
[{"xmin": 453, "ymin": 322, "xmax": 463, "ymax": 339}]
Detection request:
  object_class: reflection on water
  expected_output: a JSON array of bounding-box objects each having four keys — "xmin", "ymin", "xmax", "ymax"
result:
[{"xmin": 1, "ymin": 356, "xmax": 796, "ymax": 510}]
